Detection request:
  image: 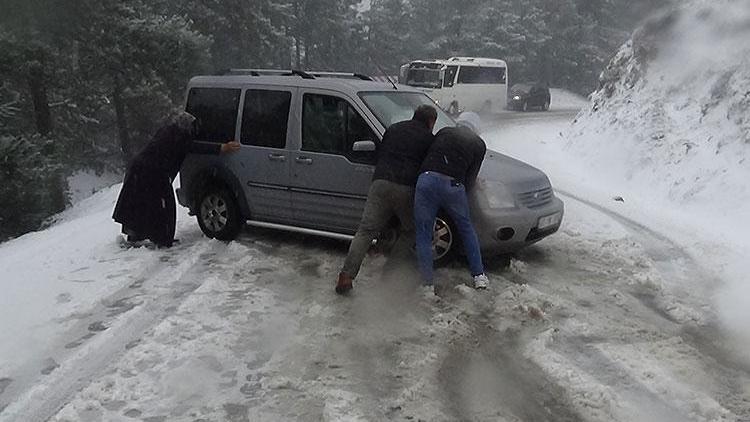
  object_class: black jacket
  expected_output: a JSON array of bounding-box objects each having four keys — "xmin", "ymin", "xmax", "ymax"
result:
[
  {"xmin": 132, "ymin": 123, "xmax": 221, "ymax": 180},
  {"xmin": 420, "ymin": 126, "xmax": 486, "ymax": 190},
  {"xmin": 372, "ymin": 119, "xmax": 434, "ymax": 186}
]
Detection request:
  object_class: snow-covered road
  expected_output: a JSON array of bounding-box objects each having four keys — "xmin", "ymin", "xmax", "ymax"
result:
[{"xmin": 1, "ymin": 105, "xmax": 748, "ymax": 422}]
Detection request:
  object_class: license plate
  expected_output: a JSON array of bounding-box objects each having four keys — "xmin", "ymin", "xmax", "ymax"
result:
[{"xmin": 538, "ymin": 212, "xmax": 561, "ymax": 230}]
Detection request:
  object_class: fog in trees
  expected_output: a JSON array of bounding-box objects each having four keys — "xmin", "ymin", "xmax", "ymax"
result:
[{"xmin": 0, "ymin": 0, "xmax": 670, "ymax": 240}]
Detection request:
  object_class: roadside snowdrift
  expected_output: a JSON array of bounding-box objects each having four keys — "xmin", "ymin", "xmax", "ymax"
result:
[
  {"xmin": 568, "ymin": 0, "xmax": 749, "ymax": 214},
  {"xmin": 564, "ymin": 1, "xmax": 750, "ymax": 344}
]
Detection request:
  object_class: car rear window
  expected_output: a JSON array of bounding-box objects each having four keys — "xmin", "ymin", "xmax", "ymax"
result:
[{"xmin": 186, "ymin": 88, "xmax": 241, "ymax": 143}]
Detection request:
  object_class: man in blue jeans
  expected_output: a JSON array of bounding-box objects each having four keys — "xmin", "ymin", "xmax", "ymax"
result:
[{"xmin": 414, "ymin": 113, "xmax": 489, "ymax": 292}]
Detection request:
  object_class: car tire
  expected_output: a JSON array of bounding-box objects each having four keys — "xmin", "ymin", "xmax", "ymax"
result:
[
  {"xmin": 543, "ymin": 100, "xmax": 550, "ymax": 111},
  {"xmin": 522, "ymin": 101, "xmax": 529, "ymax": 112},
  {"xmin": 381, "ymin": 215, "xmax": 456, "ymax": 265},
  {"xmin": 197, "ymin": 186, "xmax": 243, "ymax": 241},
  {"xmin": 432, "ymin": 214, "xmax": 458, "ymax": 266}
]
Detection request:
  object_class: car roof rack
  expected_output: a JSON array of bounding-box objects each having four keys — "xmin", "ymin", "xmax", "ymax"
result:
[
  {"xmin": 217, "ymin": 69, "xmax": 372, "ymax": 81},
  {"xmin": 220, "ymin": 68, "xmax": 316, "ymax": 79},
  {"xmin": 307, "ymin": 72, "xmax": 373, "ymax": 81}
]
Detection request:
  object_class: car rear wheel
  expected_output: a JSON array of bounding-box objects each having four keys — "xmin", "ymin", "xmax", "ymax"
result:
[{"xmin": 197, "ymin": 187, "xmax": 243, "ymax": 241}]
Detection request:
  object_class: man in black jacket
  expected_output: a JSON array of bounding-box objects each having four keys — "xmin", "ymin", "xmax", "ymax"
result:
[
  {"xmin": 335, "ymin": 105, "xmax": 437, "ymax": 294},
  {"xmin": 113, "ymin": 111, "xmax": 240, "ymax": 247},
  {"xmin": 414, "ymin": 112, "xmax": 489, "ymax": 291}
]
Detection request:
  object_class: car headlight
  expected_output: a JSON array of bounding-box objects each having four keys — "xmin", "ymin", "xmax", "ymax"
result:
[
  {"xmin": 512, "ymin": 95, "xmax": 521, "ymax": 100},
  {"xmin": 478, "ymin": 180, "xmax": 516, "ymax": 209}
]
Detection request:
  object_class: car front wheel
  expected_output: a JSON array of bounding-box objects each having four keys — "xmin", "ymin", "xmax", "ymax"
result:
[
  {"xmin": 197, "ymin": 187, "xmax": 243, "ymax": 240},
  {"xmin": 432, "ymin": 215, "xmax": 457, "ymax": 265}
]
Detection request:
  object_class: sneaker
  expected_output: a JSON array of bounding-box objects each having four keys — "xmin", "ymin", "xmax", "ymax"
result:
[
  {"xmin": 335, "ymin": 272, "xmax": 353, "ymax": 294},
  {"xmin": 473, "ymin": 274, "xmax": 489, "ymax": 290}
]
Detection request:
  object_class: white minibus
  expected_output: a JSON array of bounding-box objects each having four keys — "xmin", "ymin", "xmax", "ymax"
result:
[{"xmin": 399, "ymin": 57, "xmax": 508, "ymax": 114}]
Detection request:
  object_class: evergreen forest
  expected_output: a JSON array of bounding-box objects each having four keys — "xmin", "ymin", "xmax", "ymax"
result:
[{"xmin": 0, "ymin": 0, "xmax": 669, "ymax": 240}]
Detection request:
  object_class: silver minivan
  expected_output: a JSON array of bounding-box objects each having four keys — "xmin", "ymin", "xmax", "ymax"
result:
[{"xmin": 176, "ymin": 70, "xmax": 563, "ymax": 261}]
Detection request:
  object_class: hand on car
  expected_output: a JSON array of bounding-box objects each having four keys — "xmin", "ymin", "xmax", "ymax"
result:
[{"xmin": 221, "ymin": 141, "xmax": 241, "ymax": 154}]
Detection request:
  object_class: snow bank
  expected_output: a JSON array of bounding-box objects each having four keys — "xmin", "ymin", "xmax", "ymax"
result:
[
  {"xmin": 66, "ymin": 170, "xmax": 121, "ymax": 205},
  {"xmin": 549, "ymin": 88, "xmax": 588, "ymax": 111},
  {"xmin": 564, "ymin": 0, "xmax": 750, "ymax": 346}
]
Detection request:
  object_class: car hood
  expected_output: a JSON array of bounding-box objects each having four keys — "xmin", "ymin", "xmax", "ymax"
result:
[{"xmin": 477, "ymin": 149, "xmax": 551, "ymax": 193}]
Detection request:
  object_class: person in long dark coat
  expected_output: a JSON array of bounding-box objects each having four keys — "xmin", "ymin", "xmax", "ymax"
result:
[{"xmin": 113, "ymin": 111, "xmax": 240, "ymax": 247}]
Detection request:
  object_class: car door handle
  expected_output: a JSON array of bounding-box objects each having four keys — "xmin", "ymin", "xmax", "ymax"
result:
[
  {"xmin": 295, "ymin": 157, "xmax": 313, "ymax": 165},
  {"xmin": 268, "ymin": 153, "xmax": 286, "ymax": 162}
]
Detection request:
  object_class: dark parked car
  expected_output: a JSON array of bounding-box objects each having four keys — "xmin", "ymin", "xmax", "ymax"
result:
[{"xmin": 508, "ymin": 83, "xmax": 551, "ymax": 111}]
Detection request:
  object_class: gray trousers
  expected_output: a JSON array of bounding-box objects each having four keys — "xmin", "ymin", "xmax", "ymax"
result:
[{"xmin": 341, "ymin": 179, "xmax": 415, "ymax": 279}]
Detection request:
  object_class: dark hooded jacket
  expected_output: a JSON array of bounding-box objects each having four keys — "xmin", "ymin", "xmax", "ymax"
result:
[
  {"xmin": 419, "ymin": 126, "xmax": 486, "ymax": 190},
  {"xmin": 112, "ymin": 114, "xmax": 222, "ymax": 246}
]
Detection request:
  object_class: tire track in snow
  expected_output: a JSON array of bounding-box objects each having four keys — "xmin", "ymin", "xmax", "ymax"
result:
[
  {"xmin": 237, "ymin": 234, "xmax": 418, "ymax": 420},
  {"xmin": 557, "ymin": 190, "xmax": 750, "ymax": 374},
  {"xmin": 507, "ymin": 190, "xmax": 750, "ymax": 419},
  {"xmin": 0, "ymin": 239, "xmax": 223, "ymax": 422},
  {"xmin": 433, "ymin": 284, "xmax": 583, "ymax": 422}
]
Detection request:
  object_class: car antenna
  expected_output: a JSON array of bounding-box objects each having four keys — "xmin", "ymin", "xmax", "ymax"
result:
[{"xmin": 372, "ymin": 58, "xmax": 398, "ymax": 90}]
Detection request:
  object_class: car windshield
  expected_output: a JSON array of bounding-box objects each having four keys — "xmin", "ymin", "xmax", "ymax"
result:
[
  {"xmin": 511, "ymin": 83, "xmax": 532, "ymax": 93},
  {"xmin": 359, "ymin": 91, "xmax": 455, "ymax": 133},
  {"xmin": 404, "ymin": 68, "xmax": 442, "ymax": 89}
]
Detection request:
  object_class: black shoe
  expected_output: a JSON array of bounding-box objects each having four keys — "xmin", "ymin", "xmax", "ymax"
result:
[{"xmin": 127, "ymin": 234, "xmax": 146, "ymax": 243}]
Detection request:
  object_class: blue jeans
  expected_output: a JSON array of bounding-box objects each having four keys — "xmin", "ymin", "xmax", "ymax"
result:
[{"xmin": 414, "ymin": 172, "xmax": 484, "ymax": 285}]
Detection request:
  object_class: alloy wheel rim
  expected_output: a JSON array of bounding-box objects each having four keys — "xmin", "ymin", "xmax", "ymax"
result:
[
  {"xmin": 432, "ymin": 217, "xmax": 453, "ymax": 260},
  {"xmin": 200, "ymin": 194, "xmax": 228, "ymax": 233}
]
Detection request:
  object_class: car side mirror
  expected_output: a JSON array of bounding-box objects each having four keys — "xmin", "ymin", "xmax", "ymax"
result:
[{"xmin": 352, "ymin": 140, "xmax": 376, "ymax": 152}]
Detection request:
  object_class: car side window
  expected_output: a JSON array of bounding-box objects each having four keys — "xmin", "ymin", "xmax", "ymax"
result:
[
  {"xmin": 241, "ymin": 89, "xmax": 291, "ymax": 148},
  {"xmin": 186, "ymin": 88, "xmax": 241, "ymax": 142},
  {"xmin": 346, "ymin": 103, "xmax": 378, "ymax": 164},
  {"xmin": 302, "ymin": 93, "xmax": 377, "ymax": 164},
  {"xmin": 457, "ymin": 66, "xmax": 506, "ymax": 84}
]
